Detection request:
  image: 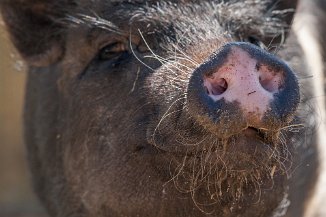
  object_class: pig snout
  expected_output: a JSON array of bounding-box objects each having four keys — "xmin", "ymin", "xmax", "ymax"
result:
[{"xmin": 187, "ymin": 42, "xmax": 300, "ymax": 137}]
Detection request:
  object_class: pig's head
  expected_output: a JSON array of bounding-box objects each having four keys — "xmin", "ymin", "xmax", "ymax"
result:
[{"xmin": 1, "ymin": 0, "xmax": 309, "ymax": 216}]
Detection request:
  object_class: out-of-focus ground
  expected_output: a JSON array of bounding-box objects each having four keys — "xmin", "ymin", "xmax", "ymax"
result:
[{"xmin": 0, "ymin": 23, "xmax": 48, "ymax": 217}]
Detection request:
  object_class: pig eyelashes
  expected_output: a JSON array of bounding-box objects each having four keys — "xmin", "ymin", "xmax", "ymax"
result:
[
  {"xmin": 96, "ymin": 42, "xmax": 132, "ymax": 69},
  {"xmin": 98, "ymin": 42, "xmax": 129, "ymax": 61},
  {"xmin": 97, "ymin": 41, "xmax": 149, "ymax": 61}
]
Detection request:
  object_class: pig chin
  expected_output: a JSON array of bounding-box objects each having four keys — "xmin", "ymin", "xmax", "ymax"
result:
[
  {"xmin": 160, "ymin": 124, "xmax": 291, "ymax": 204},
  {"xmin": 221, "ymin": 129, "xmax": 285, "ymax": 172}
]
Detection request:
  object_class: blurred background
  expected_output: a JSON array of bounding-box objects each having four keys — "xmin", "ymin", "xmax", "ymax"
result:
[{"xmin": 0, "ymin": 22, "xmax": 47, "ymax": 217}]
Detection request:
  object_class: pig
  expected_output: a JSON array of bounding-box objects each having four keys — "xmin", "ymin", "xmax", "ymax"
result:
[{"xmin": 0, "ymin": 0, "xmax": 325, "ymax": 217}]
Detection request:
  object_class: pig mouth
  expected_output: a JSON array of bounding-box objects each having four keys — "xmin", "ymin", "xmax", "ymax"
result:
[
  {"xmin": 178, "ymin": 127, "xmax": 266, "ymax": 155},
  {"xmin": 176, "ymin": 127, "xmax": 284, "ymax": 170},
  {"xmin": 159, "ymin": 124, "xmax": 292, "ymax": 209}
]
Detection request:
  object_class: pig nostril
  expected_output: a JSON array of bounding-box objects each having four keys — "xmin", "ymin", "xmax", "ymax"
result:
[
  {"xmin": 257, "ymin": 66, "xmax": 283, "ymax": 93},
  {"xmin": 204, "ymin": 77, "xmax": 228, "ymax": 96},
  {"xmin": 212, "ymin": 78, "xmax": 228, "ymax": 95},
  {"xmin": 259, "ymin": 74, "xmax": 280, "ymax": 93}
]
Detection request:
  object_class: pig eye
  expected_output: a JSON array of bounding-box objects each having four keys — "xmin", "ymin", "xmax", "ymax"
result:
[
  {"xmin": 247, "ymin": 36, "xmax": 267, "ymax": 50},
  {"xmin": 98, "ymin": 42, "xmax": 128, "ymax": 61},
  {"xmin": 80, "ymin": 42, "xmax": 133, "ymax": 78}
]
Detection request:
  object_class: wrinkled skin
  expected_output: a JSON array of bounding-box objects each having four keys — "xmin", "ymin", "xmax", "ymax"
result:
[{"xmin": 0, "ymin": 0, "xmax": 325, "ymax": 217}]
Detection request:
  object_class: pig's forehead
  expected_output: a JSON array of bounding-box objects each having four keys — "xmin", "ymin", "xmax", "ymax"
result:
[
  {"xmin": 72, "ymin": 0, "xmax": 283, "ymax": 39},
  {"xmin": 102, "ymin": 0, "xmax": 244, "ymax": 4},
  {"xmin": 97, "ymin": 0, "xmax": 214, "ymax": 5},
  {"xmin": 82, "ymin": 0, "xmax": 254, "ymax": 15},
  {"xmin": 76, "ymin": 0, "xmax": 270, "ymax": 25}
]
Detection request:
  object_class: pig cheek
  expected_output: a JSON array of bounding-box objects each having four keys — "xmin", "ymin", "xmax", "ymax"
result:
[
  {"xmin": 143, "ymin": 65, "xmax": 194, "ymax": 148},
  {"xmin": 59, "ymin": 82, "xmax": 163, "ymax": 212}
]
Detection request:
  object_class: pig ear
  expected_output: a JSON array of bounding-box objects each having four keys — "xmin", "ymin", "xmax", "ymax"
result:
[{"xmin": 0, "ymin": 0, "xmax": 75, "ymax": 66}]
